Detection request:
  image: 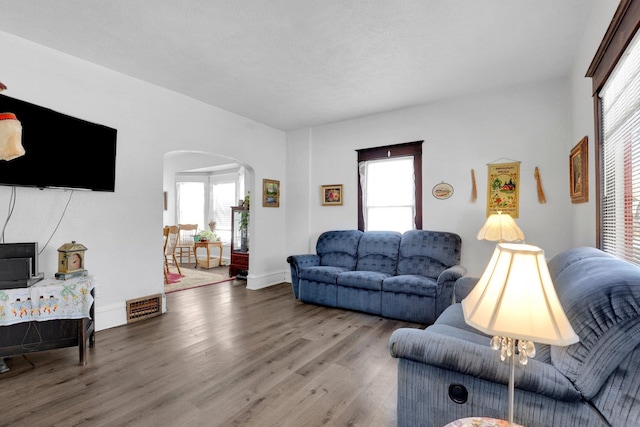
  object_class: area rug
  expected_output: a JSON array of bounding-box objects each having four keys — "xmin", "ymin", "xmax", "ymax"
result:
[{"xmin": 164, "ymin": 268, "xmax": 233, "ymax": 293}]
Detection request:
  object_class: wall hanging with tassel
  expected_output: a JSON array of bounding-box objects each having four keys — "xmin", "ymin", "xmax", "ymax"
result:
[
  {"xmin": 471, "ymin": 169, "xmax": 477, "ymax": 203},
  {"xmin": 534, "ymin": 166, "xmax": 547, "ymax": 204}
]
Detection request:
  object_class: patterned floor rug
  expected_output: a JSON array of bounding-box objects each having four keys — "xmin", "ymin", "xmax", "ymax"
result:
[{"xmin": 164, "ymin": 267, "xmax": 233, "ymax": 293}]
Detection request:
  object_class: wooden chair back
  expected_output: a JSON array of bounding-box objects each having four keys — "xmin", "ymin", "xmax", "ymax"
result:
[
  {"xmin": 176, "ymin": 223, "xmax": 198, "ymax": 265},
  {"xmin": 164, "ymin": 225, "xmax": 182, "ymax": 282}
]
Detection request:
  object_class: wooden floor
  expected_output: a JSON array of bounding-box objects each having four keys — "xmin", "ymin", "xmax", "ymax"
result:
[{"xmin": 0, "ymin": 279, "xmax": 423, "ymax": 427}]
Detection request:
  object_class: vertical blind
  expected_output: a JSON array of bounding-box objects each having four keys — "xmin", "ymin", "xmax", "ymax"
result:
[{"xmin": 601, "ymin": 29, "xmax": 640, "ymax": 265}]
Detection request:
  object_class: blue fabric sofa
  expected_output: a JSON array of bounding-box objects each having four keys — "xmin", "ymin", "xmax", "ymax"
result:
[
  {"xmin": 287, "ymin": 229, "xmax": 465, "ymax": 324},
  {"xmin": 388, "ymin": 246, "xmax": 640, "ymax": 427}
]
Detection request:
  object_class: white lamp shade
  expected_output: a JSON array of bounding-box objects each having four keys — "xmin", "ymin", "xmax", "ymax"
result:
[
  {"xmin": 462, "ymin": 243, "xmax": 579, "ymax": 346},
  {"xmin": 477, "ymin": 212, "xmax": 525, "ymax": 242}
]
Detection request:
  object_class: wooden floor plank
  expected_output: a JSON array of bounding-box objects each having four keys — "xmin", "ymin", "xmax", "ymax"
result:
[{"xmin": 0, "ymin": 280, "xmax": 423, "ymax": 427}]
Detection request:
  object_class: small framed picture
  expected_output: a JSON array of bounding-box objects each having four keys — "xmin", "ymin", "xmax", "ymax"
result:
[
  {"xmin": 321, "ymin": 184, "xmax": 343, "ymax": 206},
  {"xmin": 263, "ymin": 179, "xmax": 280, "ymax": 207},
  {"xmin": 570, "ymin": 136, "xmax": 588, "ymax": 204},
  {"xmin": 432, "ymin": 182, "xmax": 453, "ymax": 200}
]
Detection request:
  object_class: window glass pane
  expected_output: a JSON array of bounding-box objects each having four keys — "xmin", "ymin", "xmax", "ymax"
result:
[
  {"xmin": 367, "ymin": 207, "xmax": 414, "ymax": 233},
  {"xmin": 176, "ymin": 181, "xmax": 204, "ymax": 229},
  {"xmin": 364, "ymin": 156, "xmax": 415, "ymax": 232},
  {"xmin": 212, "ymin": 181, "xmax": 235, "ymax": 243},
  {"xmin": 366, "ymin": 158, "xmax": 415, "ymax": 206}
]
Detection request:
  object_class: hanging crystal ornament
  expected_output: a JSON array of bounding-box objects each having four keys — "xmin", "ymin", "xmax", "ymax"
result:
[{"xmin": 491, "ymin": 336, "xmax": 537, "ymax": 366}]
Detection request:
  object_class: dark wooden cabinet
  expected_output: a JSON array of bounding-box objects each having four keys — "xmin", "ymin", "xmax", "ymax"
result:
[{"xmin": 229, "ymin": 206, "xmax": 249, "ymax": 278}]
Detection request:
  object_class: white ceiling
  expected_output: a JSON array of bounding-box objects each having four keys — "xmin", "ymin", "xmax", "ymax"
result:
[{"xmin": 0, "ymin": 0, "xmax": 596, "ymax": 131}]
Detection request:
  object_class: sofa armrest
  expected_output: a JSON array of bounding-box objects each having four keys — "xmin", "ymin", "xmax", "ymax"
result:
[
  {"xmin": 388, "ymin": 327, "xmax": 581, "ymax": 401},
  {"xmin": 286, "ymin": 254, "xmax": 320, "ymax": 298},
  {"xmin": 454, "ymin": 276, "xmax": 479, "ymax": 303},
  {"xmin": 437, "ymin": 264, "xmax": 466, "ymax": 286},
  {"xmin": 436, "ymin": 264, "xmax": 466, "ymax": 313}
]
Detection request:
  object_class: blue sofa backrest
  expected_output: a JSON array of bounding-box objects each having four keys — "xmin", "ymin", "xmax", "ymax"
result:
[
  {"xmin": 316, "ymin": 230, "xmax": 364, "ymax": 270},
  {"xmin": 355, "ymin": 231, "xmax": 402, "ymax": 274},
  {"xmin": 397, "ymin": 230, "xmax": 461, "ymax": 279},
  {"xmin": 548, "ymin": 247, "xmax": 640, "ymax": 400}
]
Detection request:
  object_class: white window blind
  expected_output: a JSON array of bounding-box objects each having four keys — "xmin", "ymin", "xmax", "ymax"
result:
[
  {"xmin": 601, "ymin": 29, "xmax": 640, "ymax": 265},
  {"xmin": 359, "ymin": 156, "xmax": 415, "ymax": 232},
  {"xmin": 211, "ymin": 181, "xmax": 235, "ymax": 243}
]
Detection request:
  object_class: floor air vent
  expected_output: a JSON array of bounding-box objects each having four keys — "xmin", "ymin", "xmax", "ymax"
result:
[{"xmin": 126, "ymin": 294, "xmax": 163, "ymax": 323}]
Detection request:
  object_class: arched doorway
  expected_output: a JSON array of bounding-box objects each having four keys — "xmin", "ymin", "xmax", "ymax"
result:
[{"xmin": 163, "ymin": 150, "xmax": 254, "ymax": 269}]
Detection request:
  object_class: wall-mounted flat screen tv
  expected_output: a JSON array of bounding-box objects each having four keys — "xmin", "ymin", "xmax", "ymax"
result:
[{"xmin": 0, "ymin": 94, "xmax": 117, "ymax": 192}]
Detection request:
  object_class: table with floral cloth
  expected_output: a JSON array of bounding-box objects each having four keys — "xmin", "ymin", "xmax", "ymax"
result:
[
  {"xmin": 0, "ymin": 275, "xmax": 94, "ymax": 326},
  {"xmin": 0, "ymin": 275, "xmax": 95, "ymax": 366}
]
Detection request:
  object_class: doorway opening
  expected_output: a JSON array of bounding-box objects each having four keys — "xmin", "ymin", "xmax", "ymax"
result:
[{"xmin": 163, "ymin": 151, "xmax": 254, "ymax": 289}]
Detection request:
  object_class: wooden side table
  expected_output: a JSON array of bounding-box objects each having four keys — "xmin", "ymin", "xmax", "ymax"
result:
[{"xmin": 194, "ymin": 240, "xmax": 223, "ymax": 269}]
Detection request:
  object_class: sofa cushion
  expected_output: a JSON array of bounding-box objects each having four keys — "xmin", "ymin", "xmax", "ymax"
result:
[
  {"xmin": 337, "ymin": 270, "xmax": 391, "ymax": 291},
  {"xmin": 383, "ymin": 274, "xmax": 437, "ymax": 297},
  {"xmin": 397, "ymin": 230, "xmax": 461, "ymax": 278},
  {"xmin": 548, "ymin": 247, "xmax": 640, "ymax": 399},
  {"xmin": 300, "ymin": 265, "xmax": 350, "ymax": 283},
  {"xmin": 316, "ymin": 230, "xmax": 363, "ymax": 269},
  {"xmin": 355, "ymin": 231, "xmax": 401, "ymax": 274}
]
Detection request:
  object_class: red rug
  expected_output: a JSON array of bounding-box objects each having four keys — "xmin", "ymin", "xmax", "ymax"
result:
[{"xmin": 166, "ymin": 272, "xmax": 184, "ymax": 284}]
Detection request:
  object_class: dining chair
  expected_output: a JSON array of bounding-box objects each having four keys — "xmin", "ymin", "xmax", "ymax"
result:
[
  {"xmin": 176, "ymin": 223, "xmax": 198, "ymax": 266},
  {"xmin": 164, "ymin": 225, "xmax": 182, "ymax": 284}
]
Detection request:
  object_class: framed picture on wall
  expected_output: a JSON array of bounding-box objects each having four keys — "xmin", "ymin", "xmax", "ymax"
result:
[
  {"xmin": 570, "ymin": 136, "xmax": 588, "ymax": 204},
  {"xmin": 321, "ymin": 184, "xmax": 343, "ymax": 206},
  {"xmin": 263, "ymin": 179, "xmax": 280, "ymax": 207}
]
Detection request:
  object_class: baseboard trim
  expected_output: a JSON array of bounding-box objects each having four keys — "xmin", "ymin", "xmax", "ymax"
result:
[
  {"xmin": 95, "ymin": 301, "xmax": 127, "ymax": 331},
  {"xmin": 246, "ymin": 269, "xmax": 288, "ymax": 290}
]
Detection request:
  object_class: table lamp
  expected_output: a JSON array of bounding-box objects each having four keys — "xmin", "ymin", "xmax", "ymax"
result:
[
  {"xmin": 462, "ymin": 243, "xmax": 579, "ymax": 427},
  {"xmin": 477, "ymin": 211, "xmax": 524, "ymax": 243}
]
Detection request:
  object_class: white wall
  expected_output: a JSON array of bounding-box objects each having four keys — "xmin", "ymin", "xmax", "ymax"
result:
[
  {"xmin": 569, "ymin": 0, "xmax": 620, "ymax": 248},
  {"xmin": 0, "ymin": 31, "xmax": 288, "ymax": 330},
  {"xmin": 286, "ymin": 79, "xmax": 574, "ymax": 277},
  {"xmin": 284, "ymin": 2, "xmax": 622, "ymax": 279},
  {"xmin": 285, "ymin": 128, "xmax": 313, "ymax": 258}
]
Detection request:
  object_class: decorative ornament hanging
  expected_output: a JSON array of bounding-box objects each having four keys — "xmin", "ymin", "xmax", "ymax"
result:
[
  {"xmin": 471, "ymin": 169, "xmax": 477, "ymax": 203},
  {"xmin": 0, "ymin": 81, "xmax": 26, "ymax": 161},
  {"xmin": 534, "ymin": 166, "xmax": 547, "ymax": 204}
]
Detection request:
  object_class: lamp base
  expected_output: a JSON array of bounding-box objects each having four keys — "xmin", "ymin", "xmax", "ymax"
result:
[{"xmin": 490, "ymin": 336, "xmax": 536, "ymax": 427}]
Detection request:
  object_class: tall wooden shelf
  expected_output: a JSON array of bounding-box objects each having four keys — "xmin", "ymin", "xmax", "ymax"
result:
[{"xmin": 230, "ymin": 206, "xmax": 249, "ymax": 279}]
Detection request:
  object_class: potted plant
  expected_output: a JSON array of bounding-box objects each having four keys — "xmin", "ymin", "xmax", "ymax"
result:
[
  {"xmin": 240, "ymin": 192, "xmax": 250, "ymax": 251},
  {"xmin": 198, "ymin": 229, "xmax": 217, "ymax": 242}
]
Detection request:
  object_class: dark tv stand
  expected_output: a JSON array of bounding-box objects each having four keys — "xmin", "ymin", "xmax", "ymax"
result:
[{"xmin": 0, "ymin": 276, "xmax": 96, "ymax": 368}]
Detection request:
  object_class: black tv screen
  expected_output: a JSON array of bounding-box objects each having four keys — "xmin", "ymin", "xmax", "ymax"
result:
[{"xmin": 0, "ymin": 94, "xmax": 117, "ymax": 192}]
